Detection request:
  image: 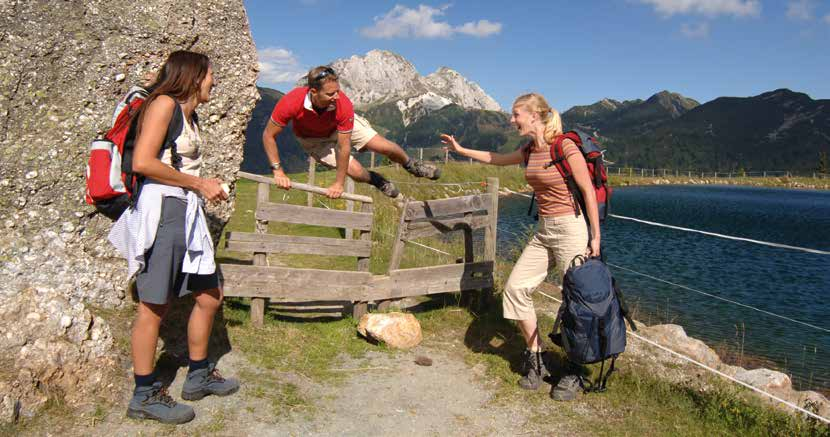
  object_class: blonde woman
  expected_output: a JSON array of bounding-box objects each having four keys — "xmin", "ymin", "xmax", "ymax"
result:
[{"xmin": 440, "ymin": 93, "xmax": 600, "ymax": 401}]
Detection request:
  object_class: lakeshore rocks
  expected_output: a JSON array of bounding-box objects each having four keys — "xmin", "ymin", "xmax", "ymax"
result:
[
  {"xmin": 632, "ymin": 323, "xmax": 829, "ymax": 421},
  {"xmin": 640, "ymin": 324, "xmax": 722, "ymax": 369},
  {"xmin": 357, "ymin": 312, "xmax": 423, "ymax": 349},
  {"xmin": 0, "ymin": 0, "xmax": 258, "ymax": 422}
]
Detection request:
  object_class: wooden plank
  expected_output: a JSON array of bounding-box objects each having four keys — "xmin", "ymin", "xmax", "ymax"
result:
[
  {"xmin": 256, "ymin": 202, "xmax": 373, "ymax": 231},
  {"xmin": 377, "ymin": 262, "xmax": 494, "ymax": 299},
  {"xmin": 404, "ymin": 214, "xmax": 489, "ymax": 240},
  {"xmin": 221, "ymin": 264, "xmax": 373, "ymax": 301},
  {"xmin": 225, "ymin": 232, "xmax": 371, "ymax": 257},
  {"xmin": 404, "ymin": 194, "xmax": 491, "ymax": 221},
  {"xmin": 238, "ymin": 171, "xmax": 373, "ymax": 203}
]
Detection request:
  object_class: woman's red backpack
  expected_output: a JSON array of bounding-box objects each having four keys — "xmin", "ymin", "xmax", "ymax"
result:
[
  {"xmin": 84, "ymin": 86, "xmax": 183, "ymax": 220},
  {"xmin": 523, "ymin": 130, "xmax": 612, "ymax": 223}
]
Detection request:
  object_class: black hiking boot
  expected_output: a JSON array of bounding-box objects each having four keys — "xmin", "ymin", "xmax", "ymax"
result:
[
  {"xmin": 518, "ymin": 349, "xmax": 548, "ymax": 390},
  {"xmin": 127, "ymin": 382, "xmax": 195, "ymax": 424},
  {"xmin": 551, "ymin": 374, "xmax": 582, "ymax": 401},
  {"xmin": 181, "ymin": 363, "xmax": 240, "ymax": 401},
  {"xmin": 368, "ymin": 171, "xmax": 401, "ymax": 198},
  {"xmin": 404, "ymin": 159, "xmax": 441, "ymax": 180}
]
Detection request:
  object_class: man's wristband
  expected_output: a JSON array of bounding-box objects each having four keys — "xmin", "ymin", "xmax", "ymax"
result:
[{"xmin": 270, "ymin": 162, "xmax": 282, "ymax": 171}]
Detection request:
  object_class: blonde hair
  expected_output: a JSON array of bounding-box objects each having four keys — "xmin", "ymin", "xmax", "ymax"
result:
[{"xmin": 513, "ymin": 93, "xmax": 562, "ymax": 144}]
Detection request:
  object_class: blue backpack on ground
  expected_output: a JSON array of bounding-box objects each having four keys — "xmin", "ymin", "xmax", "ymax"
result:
[{"xmin": 550, "ymin": 256, "xmax": 637, "ymax": 392}]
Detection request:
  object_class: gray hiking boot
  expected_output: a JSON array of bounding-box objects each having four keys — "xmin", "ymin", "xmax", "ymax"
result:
[
  {"xmin": 551, "ymin": 374, "xmax": 582, "ymax": 401},
  {"xmin": 127, "ymin": 382, "xmax": 195, "ymax": 424},
  {"xmin": 181, "ymin": 363, "xmax": 240, "ymax": 401},
  {"xmin": 518, "ymin": 349, "xmax": 548, "ymax": 390},
  {"xmin": 405, "ymin": 159, "xmax": 441, "ymax": 180},
  {"xmin": 376, "ymin": 179, "xmax": 400, "ymax": 198}
]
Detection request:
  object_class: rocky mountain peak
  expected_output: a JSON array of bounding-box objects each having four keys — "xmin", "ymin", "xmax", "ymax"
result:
[{"xmin": 303, "ymin": 50, "xmax": 501, "ymax": 124}]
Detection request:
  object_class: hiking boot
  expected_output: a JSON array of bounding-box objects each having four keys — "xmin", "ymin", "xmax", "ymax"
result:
[
  {"xmin": 181, "ymin": 363, "xmax": 240, "ymax": 401},
  {"xmin": 127, "ymin": 382, "xmax": 195, "ymax": 424},
  {"xmin": 405, "ymin": 160, "xmax": 441, "ymax": 180},
  {"xmin": 518, "ymin": 349, "xmax": 548, "ymax": 390},
  {"xmin": 376, "ymin": 179, "xmax": 400, "ymax": 198},
  {"xmin": 551, "ymin": 374, "xmax": 582, "ymax": 401}
]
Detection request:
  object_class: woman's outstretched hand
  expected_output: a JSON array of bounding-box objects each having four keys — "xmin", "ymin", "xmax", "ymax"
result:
[{"xmin": 440, "ymin": 134, "xmax": 461, "ymax": 153}]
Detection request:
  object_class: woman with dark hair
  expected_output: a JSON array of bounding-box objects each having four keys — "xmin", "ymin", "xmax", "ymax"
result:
[
  {"xmin": 109, "ymin": 50, "xmax": 239, "ymax": 424},
  {"xmin": 440, "ymin": 93, "xmax": 601, "ymax": 402}
]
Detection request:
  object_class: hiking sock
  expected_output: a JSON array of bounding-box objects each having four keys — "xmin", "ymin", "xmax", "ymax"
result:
[
  {"xmin": 134, "ymin": 372, "xmax": 156, "ymax": 389},
  {"xmin": 368, "ymin": 170, "xmax": 389, "ymax": 188},
  {"xmin": 402, "ymin": 158, "xmax": 415, "ymax": 170},
  {"xmin": 188, "ymin": 357, "xmax": 209, "ymax": 374}
]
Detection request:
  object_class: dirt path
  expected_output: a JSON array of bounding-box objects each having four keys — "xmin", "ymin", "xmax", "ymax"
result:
[{"xmin": 73, "ymin": 344, "xmax": 553, "ymax": 436}]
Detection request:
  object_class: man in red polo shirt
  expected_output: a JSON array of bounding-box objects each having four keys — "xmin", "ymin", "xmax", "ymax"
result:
[{"xmin": 262, "ymin": 66, "xmax": 440, "ymax": 198}]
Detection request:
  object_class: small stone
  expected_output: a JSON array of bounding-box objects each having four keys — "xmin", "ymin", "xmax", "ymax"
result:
[
  {"xmin": 26, "ymin": 312, "xmax": 41, "ymax": 322},
  {"xmin": 59, "ymin": 315, "xmax": 73, "ymax": 329},
  {"xmin": 117, "ymin": 52, "xmax": 128, "ymax": 59},
  {"xmin": 0, "ymin": 179, "xmax": 9, "ymax": 186},
  {"xmin": 24, "ymin": 171, "xmax": 37, "ymax": 179},
  {"xmin": 61, "ymin": 222, "xmax": 75, "ymax": 233},
  {"xmin": 114, "ymin": 73, "xmax": 126, "ymax": 82},
  {"xmin": 4, "ymin": 220, "xmax": 14, "ymax": 228},
  {"xmin": 209, "ymin": 114, "xmax": 220, "ymax": 123},
  {"xmin": 414, "ymin": 356, "xmax": 433, "ymax": 366}
]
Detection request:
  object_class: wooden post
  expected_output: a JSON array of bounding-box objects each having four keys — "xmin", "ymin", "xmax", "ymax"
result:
[
  {"xmin": 251, "ymin": 182, "xmax": 270, "ymax": 327},
  {"xmin": 629, "ymin": 168, "xmax": 632, "ymax": 177},
  {"xmin": 387, "ymin": 199, "xmax": 410, "ymax": 273},
  {"xmin": 483, "ymin": 177, "xmax": 499, "ymax": 309},
  {"xmin": 444, "ymin": 149, "xmax": 449, "ymax": 163},
  {"xmin": 419, "ymin": 147, "xmax": 423, "ymax": 161},
  {"xmin": 352, "ymin": 201, "xmax": 373, "ymax": 319},
  {"xmin": 370, "ymin": 151, "xmax": 375, "ymax": 169},
  {"xmin": 307, "ymin": 157, "xmax": 315, "ymax": 207},
  {"xmin": 469, "ymin": 157, "xmax": 473, "ymax": 164},
  {"xmin": 344, "ymin": 177, "xmax": 354, "ymax": 240}
]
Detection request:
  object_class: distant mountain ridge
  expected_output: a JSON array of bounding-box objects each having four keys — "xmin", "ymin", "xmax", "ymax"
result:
[{"xmin": 564, "ymin": 89, "xmax": 829, "ymax": 171}]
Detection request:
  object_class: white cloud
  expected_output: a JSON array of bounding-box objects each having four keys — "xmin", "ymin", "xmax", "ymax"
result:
[
  {"xmin": 360, "ymin": 4, "xmax": 502, "ymax": 39},
  {"xmin": 456, "ymin": 20, "xmax": 503, "ymax": 37},
  {"xmin": 786, "ymin": 0, "xmax": 814, "ymax": 20},
  {"xmin": 681, "ymin": 21, "xmax": 710, "ymax": 38},
  {"xmin": 257, "ymin": 47, "xmax": 305, "ymax": 85},
  {"xmin": 638, "ymin": 0, "xmax": 761, "ymax": 18}
]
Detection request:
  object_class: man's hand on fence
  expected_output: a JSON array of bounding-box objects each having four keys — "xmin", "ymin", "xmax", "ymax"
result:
[
  {"xmin": 326, "ymin": 181, "xmax": 344, "ymax": 199},
  {"xmin": 273, "ymin": 169, "xmax": 291, "ymax": 190}
]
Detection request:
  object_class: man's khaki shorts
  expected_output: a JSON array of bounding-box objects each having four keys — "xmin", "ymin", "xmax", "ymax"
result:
[{"xmin": 296, "ymin": 114, "xmax": 377, "ymax": 168}]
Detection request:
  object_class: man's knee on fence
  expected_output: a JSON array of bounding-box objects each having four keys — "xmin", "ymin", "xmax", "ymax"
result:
[{"xmin": 502, "ymin": 282, "xmax": 536, "ymax": 321}]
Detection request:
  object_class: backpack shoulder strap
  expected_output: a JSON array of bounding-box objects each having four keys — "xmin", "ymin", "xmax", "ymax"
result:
[
  {"xmin": 520, "ymin": 141, "xmax": 532, "ymax": 166},
  {"xmin": 164, "ymin": 102, "xmax": 184, "ymax": 170}
]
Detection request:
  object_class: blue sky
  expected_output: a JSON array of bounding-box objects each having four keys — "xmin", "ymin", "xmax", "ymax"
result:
[{"xmin": 244, "ymin": 0, "xmax": 830, "ymax": 112}]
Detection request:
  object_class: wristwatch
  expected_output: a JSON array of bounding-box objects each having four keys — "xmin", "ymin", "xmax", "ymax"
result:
[{"xmin": 270, "ymin": 161, "xmax": 282, "ymax": 171}]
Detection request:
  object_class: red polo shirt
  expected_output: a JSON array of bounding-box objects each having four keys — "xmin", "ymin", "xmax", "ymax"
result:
[{"xmin": 270, "ymin": 86, "xmax": 354, "ymax": 138}]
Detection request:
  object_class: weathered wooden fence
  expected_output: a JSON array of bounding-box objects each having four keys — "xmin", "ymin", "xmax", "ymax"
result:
[{"xmin": 221, "ymin": 172, "xmax": 499, "ymax": 326}]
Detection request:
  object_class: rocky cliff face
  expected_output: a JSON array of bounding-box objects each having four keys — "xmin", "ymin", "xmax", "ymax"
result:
[
  {"xmin": 0, "ymin": 0, "xmax": 258, "ymax": 422},
  {"xmin": 306, "ymin": 50, "xmax": 501, "ymax": 126}
]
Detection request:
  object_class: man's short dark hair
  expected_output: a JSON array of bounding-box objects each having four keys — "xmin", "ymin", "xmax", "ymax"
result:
[{"xmin": 307, "ymin": 66, "xmax": 338, "ymax": 90}]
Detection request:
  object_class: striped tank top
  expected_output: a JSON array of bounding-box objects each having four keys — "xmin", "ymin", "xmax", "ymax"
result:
[{"xmin": 524, "ymin": 139, "xmax": 581, "ymax": 217}]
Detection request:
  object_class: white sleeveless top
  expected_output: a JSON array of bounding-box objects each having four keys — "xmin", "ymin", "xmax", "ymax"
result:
[{"xmin": 160, "ymin": 110, "xmax": 203, "ymax": 176}]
